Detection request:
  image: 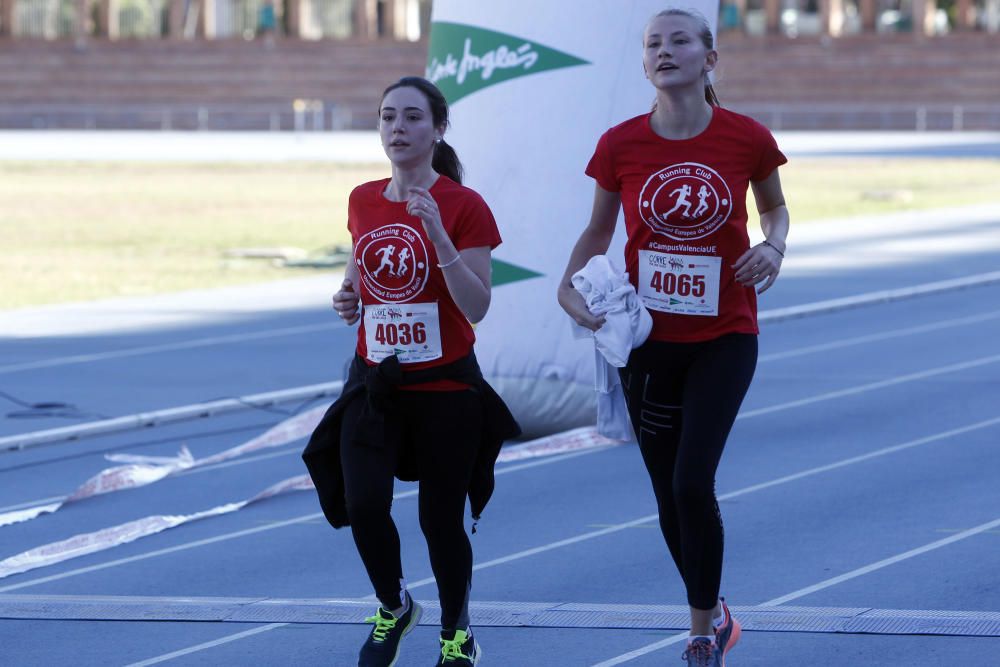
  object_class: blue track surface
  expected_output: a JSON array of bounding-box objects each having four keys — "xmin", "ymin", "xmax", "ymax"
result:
[{"xmin": 1, "ymin": 139, "xmax": 999, "ymax": 665}]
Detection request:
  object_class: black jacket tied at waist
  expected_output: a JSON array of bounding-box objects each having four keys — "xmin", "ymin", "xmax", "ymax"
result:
[{"xmin": 302, "ymin": 351, "xmax": 521, "ymax": 529}]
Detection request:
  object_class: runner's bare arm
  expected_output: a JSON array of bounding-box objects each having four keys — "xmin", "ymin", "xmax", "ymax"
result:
[
  {"xmin": 406, "ymin": 186, "xmax": 493, "ymax": 323},
  {"xmin": 735, "ymin": 169, "xmax": 789, "ymax": 295},
  {"xmin": 438, "ymin": 245, "xmax": 492, "ymax": 324},
  {"xmin": 557, "ymin": 184, "xmax": 622, "ymax": 331}
]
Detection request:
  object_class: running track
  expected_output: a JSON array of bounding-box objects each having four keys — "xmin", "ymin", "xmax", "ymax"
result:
[{"xmin": 0, "ymin": 135, "xmax": 998, "ymax": 666}]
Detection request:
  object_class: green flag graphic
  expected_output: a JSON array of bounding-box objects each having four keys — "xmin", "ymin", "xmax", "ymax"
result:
[
  {"xmin": 427, "ymin": 22, "xmax": 590, "ymax": 104},
  {"xmin": 492, "ymin": 258, "xmax": 543, "ymax": 287}
]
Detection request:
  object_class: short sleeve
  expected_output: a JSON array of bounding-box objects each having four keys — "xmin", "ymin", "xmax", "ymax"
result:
[
  {"xmin": 346, "ymin": 186, "xmax": 361, "ymax": 240},
  {"xmin": 751, "ymin": 121, "xmax": 788, "ymax": 182},
  {"xmin": 585, "ymin": 130, "xmax": 620, "ymax": 192},
  {"xmin": 452, "ymin": 190, "xmax": 502, "ymax": 252}
]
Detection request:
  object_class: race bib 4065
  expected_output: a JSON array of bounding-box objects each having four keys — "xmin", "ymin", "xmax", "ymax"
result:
[{"xmin": 638, "ymin": 250, "xmax": 721, "ymax": 317}]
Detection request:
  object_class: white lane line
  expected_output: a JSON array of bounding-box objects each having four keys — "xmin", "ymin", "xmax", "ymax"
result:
[
  {"xmin": 2, "ymin": 344, "xmax": 993, "ymax": 532},
  {"xmin": 0, "ymin": 322, "xmax": 340, "ymax": 376},
  {"xmin": 6, "ymin": 304, "xmax": 996, "ymax": 453},
  {"xmin": 67, "ymin": 416, "xmax": 1000, "ymax": 663},
  {"xmin": 739, "ymin": 353, "xmax": 1000, "ymax": 419},
  {"xmin": 718, "ymin": 416, "xmax": 1000, "ymax": 498},
  {"xmin": 5, "ymin": 271, "xmax": 997, "ymax": 377},
  {"xmin": 589, "ymin": 632, "xmax": 690, "ymax": 666},
  {"xmin": 0, "ymin": 512, "xmax": 323, "ymax": 594},
  {"xmin": 757, "ymin": 270, "xmax": 1000, "ymax": 324},
  {"xmin": 5, "ymin": 307, "xmax": 993, "ymax": 513},
  {"xmin": 102, "ymin": 449, "xmax": 611, "ymax": 666},
  {"xmin": 590, "ymin": 517, "xmax": 1000, "ymax": 666},
  {"xmin": 0, "ymin": 495, "xmax": 65, "ymax": 513},
  {"xmin": 427, "ymin": 416, "xmax": 1000, "ymax": 590},
  {"xmin": 758, "ymin": 309, "xmax": 1000, "ymax": 363},
  {"xmin": 123, "ymin": 622, "xmax": 289, "ymax": 667},
  {"xmin": 759, "ymin": 516, "xmax": 1000, "ymax": 607},
  {"xmin": 4, "ymin": 413, "xmax": 996, "ymax": 595}
]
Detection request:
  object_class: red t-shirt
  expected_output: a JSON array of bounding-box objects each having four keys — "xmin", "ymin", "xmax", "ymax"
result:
[
  {"xmin": 586, "ymin": 107, "xmax": 787, "ymax": 343},
  {"xmin": 348, "ymin": 176, "xmax": 501, "ymax": 390}
]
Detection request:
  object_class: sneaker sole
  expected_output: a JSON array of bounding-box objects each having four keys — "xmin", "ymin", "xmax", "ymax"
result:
[
  {"xmin": 386, "ymin": 603, "xmax": 422, "ymax": 667},
  {"xmin": 720, "ymin": 619, "xmax": 741, "ymax": 667}
]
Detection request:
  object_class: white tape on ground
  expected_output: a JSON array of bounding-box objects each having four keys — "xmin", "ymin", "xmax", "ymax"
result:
[
  {"xmin": 0, "ymin": 475, "xmax": 314, "ymax": 579},
  {"xmin": 497, "ymin": 427, "xmax": 619, "ymax": 462},
  {"xmin": 0, "ymin": 427, "xmax": 616, "ymax": 579},
  {"xmin": 6, "ymin": 344, "xmax": 995, "ymax": 527},
  {"xmin": 0, "ymin": 405, "xmax": 329, "ymax": 528}
]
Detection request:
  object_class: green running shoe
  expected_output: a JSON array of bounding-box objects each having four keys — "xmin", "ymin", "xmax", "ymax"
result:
[
  {"xmin": 435, "ymin": 627, "xmax": 481, "ymax": 665},
  {"xmin": 358, "ymin": 591, "xmax": 422, "ymax": 667}
]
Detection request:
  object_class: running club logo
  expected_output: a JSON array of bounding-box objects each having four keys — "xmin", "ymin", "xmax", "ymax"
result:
[
  {"xmin": 638, "ymin": 162, "xmax": 733, "ymax": 241},
  {"xmin": 356, "ymin": 224, "xmax": 429, "ymax": 303},
  {"xmin": 426, "ymin": 22, "xmax": 589, "ymax": 103}
]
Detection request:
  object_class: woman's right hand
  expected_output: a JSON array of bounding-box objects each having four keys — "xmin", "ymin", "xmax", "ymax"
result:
[
  {"xmin": 557, "ymin": 283, "xmax": 605, "ymax": 332},
  {"xmin": 332, "ymin": 278, "xmax": 360, "ymax": 325}
]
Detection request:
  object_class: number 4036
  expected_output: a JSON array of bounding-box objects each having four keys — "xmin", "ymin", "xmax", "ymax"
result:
[
  {"xmin": 373, "ymin": 322, "xmax": 427, "ymax": 346},
  {"xmin": 649, "ymin": 272, "xmax": 706, "ymax": 297}
]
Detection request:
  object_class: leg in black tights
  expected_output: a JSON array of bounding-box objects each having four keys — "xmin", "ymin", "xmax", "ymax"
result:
[
  {"xmin": 404, "ymin": 390, "xmax": 482, "ymax": 631},
  {"xmin": 621, "ymin": 333, "xmax": 757, "ymax": 610},
  {"xmin": 340, "ymin": 395, "xmax": 405, "ymax": 610},
  {"xmin": 340, "ymin": 389, "xmax": 483, "ymax": 629}
]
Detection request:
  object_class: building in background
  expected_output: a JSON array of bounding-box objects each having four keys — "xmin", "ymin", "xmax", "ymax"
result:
[
  {"xmin": 0, "ymin": 0, "xmax": 432, "ymax": 41},
  {"xmin": 2, "ymin": 0, "xmax": 998, "ymax": 40},
  {"xmin": 0, "ymin": 0, "xmax": 998, "ymax": 130}
]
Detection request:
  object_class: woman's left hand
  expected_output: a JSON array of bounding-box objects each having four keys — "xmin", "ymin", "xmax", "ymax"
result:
[
  {"xmin": 733, "ymin": 241, "xmax": 784, "ymax": 294},
  {"xmin": 407, "ymin": 187, "xmax": 447, "ymax": 245}
]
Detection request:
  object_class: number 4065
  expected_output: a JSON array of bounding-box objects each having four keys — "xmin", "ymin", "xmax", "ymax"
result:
[{"xmin": 649, "ymin": 272, "xmax": 706, "ymax": 297}]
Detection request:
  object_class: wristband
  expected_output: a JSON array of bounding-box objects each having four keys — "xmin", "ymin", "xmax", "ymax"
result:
[
  {"xmin": 437, "ymin": 254, "xmax": 462, "ymax": 268},
  {"xmin": 762, "ymin": 239, "xmax": 785, "ymax": 257}
]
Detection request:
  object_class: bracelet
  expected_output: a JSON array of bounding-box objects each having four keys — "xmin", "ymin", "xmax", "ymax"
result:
[
  {"xmin": 437, "ymin": 254, "xmax": 462, "ymax": 268},
  {"xmin": 762, "ymin": 239, "xmax": 785, "ymax": 257}
]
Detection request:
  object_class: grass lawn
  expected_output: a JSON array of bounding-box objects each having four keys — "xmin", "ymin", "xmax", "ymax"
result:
[{"xmin": 2, "ymin": 158, "xmax": 998, "ymax": 310}]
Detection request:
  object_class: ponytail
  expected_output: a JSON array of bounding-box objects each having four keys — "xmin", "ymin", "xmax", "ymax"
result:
[
  {"xmin": 432, "ymin": 139, "xmax": 464, "ymax": 185},
  {"xmin": 705, "ymin": 82, "xmax": 721, "ymax": 107}
]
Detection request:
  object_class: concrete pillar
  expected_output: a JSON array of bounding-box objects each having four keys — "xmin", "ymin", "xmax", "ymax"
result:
[
  {"xmin": 0, "ymin": 0, "xmax": 14, "ymax": 37},
  {"xmin": 764, "ymin": 0, "xmax": 781, "ymax": 33},
  {"xmin": 167, "ymin": 0, "xmax": 184, "ymax": 38},
  {"xmin": 954, "ymin": 0, "xmax": 974, "ymax": 29},
  {"xmin": 354, "ymin": 0, "xmax": 376, "ymax": 38},
  {"xmin": 380, "ymin": 0, "xmax": 395, "ymax": 38},
  {"xmin": 284, "ymin": 0, "xmax": 299, "ymax": 37},
  {"xmin": 859, "ymin": 0, "xmax": 878, "ymax": 32},
  {"xmin": 96, "ymin": 0, "xmax": 112, "ymax": 37},
  {"xmin": 820, "ymin": 0, "xmax": 847, "ymax": 36},
  {"xmin": 911, "ymin": 0, "xmax": 937, "ymax": 35},
  {"xmin": 74, "ymin": 0, "xmax": 88, "ymax": 42}
]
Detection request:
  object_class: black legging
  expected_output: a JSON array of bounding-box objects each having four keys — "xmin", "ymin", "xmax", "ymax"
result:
[
  {"xmin": 620, "ymin": 333, "xmax": 757, "ymax": 611},
  {"xmin": 340, "ymin": 389, "xmax": 482, "ymax": 630}
]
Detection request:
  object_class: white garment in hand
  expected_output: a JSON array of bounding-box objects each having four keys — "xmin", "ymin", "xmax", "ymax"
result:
[{"xmin": 571, "ymin": 255, "xmax": 652, "ymax": 441}]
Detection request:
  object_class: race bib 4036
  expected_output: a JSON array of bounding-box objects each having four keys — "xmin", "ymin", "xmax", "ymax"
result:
[
  {"xmin": 364, "ymin": 302, "xmax": 443, "ymax": 363},
  {"xmin": 638, "ymin": 250, "xmax": 721, "ymax": 317}
]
